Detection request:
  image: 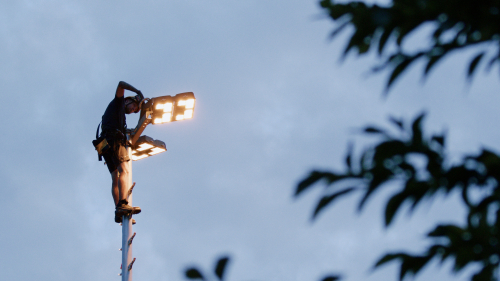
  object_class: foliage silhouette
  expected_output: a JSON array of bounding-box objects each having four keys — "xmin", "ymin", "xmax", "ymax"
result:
[
  {"xmin": 319, "ymin": 0, "xmax": 500, "ymax": 91},
  {"xmin": 297, "ymin": 113, "xmax": 500, "ymax": 280},
  {"xmin": 185, "ymin": 256, "xmax": 231, "ymax": 281},
  {"xmin": 184, "ymin": 255, "xmax": 342, "ymax": 281}
]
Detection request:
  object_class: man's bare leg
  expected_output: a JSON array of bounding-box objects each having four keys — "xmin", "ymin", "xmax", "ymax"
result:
[
  {"xmin": 115, "ymin": 161, "xmax": 141, "ymax": 223},
  {"xmin": 116, "ymin": 161, "xmax": 130, "ymax": 202},
  {"xmin": 111, "ymin": 170, "xmax": 119, "ymax": 206}
]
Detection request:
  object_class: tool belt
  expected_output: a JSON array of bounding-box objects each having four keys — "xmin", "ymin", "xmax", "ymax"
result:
[{"xmin": 92, "ymin": 123, "xmax": 126, "ymax": 161}]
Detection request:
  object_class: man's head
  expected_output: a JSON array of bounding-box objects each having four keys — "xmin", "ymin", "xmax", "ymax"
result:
[{"xmin": 124, "ymin": 97, "xmax": 140, "ymax": 114}]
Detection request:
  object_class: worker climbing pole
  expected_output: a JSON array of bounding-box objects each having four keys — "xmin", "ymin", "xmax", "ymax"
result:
[{"xmin": 93, "ymin": 80, "xmax": 197, "ymax": 280}]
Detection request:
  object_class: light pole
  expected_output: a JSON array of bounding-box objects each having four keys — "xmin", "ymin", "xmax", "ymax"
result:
[{"xmin": 119, "ymin": 92, "xmax": 196, "ymax": 280}]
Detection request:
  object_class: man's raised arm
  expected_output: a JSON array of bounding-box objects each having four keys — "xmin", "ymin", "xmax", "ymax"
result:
[{"xmin": 115, "ymin": 81, "xmax": 143, "ymax": 100}]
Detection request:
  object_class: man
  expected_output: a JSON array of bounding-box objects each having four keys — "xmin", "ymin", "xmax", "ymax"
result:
[{"xmin": 101, "ymin": 81, "xmax": 143, "ymax": 223}]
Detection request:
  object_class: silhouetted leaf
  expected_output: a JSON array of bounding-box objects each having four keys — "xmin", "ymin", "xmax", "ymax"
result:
[
  {"xmin": 186, "ymin": 268, "xmax": 205, "ymax": 280},
  {"xmin": 313, "ymin": 187, "xmax": 356, "ymax": 219},
  {"xmin": 424, "ymin": 53, "xmax": 445, "ymax": 76},
  {"xmin": 388, "ymin": 116, "xmax": 404, "ymax": 130},
  {"xmin": 214, "ymin": 256, "xmax": 230, "ymax": 281},
  {"xmin": 386, "ymin": 54, "xmax": 419, "ymax": 91},
  {"xmin": 364, "ymin": 126, "xmax": 387, "ymax": 135},
  {"xmin": 375, "ymin": 253, "xmax": 405, "ymax": 268},
  {"xmin": 296, "ymin": 171, "xmax": 324, "ymax": 196},
  {"xmin": 431, "ymin": 135, "xmax": 444, "ymax": 147},
  {"xmin": 411, "ymin": 112, "xmax": 426, "ymax": 146},
  {"xmin": 345, "ymin": 143, "xmax": 353, "ymax": 171},
  {"xmin": 486, "ymin": 55, "xmax": 499, "ymax": 72},
  {"xmin": 329, "ymin": 20, "xmax": 351, "ymax": 40},
  {"xmin": 358, "ymin": 166, "xmax": 393, "ymax": 210},
  {"xmin": 385, "ymin": 192, "xmax": 406, "ymax": 226},
  {"xmin": 399, "ymin": 255, "xmax": 433, "ymax": 280},
  {"xmin": 467, "ymin": 52, "xmax": 485, "ymax": 80},
  {"xmin": 378, "ymin": 26, "xmax": 395, "ymax": 55},
  {"xmin": 321, "ymin": 275, "xmax": 342, "ymax": 281}
]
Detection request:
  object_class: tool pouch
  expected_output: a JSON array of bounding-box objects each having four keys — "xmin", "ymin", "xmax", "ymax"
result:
[
  {"xmin": 92, "ymin": 122, "xmax": 109, "ymax": 161},
  {"xmin": 93, "ymin": 137, "xmax": 110, "ymax": 161}
]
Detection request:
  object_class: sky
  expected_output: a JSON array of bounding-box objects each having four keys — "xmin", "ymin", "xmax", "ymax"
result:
[{"xmin": 1, "ymin": 1, "xmax": 500, "ymax": 281}]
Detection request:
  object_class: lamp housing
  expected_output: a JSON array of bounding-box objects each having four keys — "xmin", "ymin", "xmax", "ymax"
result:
[
  {"xmin": 150, "ymin": 92, "xmax": 195, "ymax": 125},
  {"xmin": 131, "ymin": 135, "xmax": 167, "ymax": 161}
]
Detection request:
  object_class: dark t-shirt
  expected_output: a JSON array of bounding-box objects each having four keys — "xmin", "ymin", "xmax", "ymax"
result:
[{"xmin": 102, "ymin": 96, "xmax": 126, "ymax": 132}]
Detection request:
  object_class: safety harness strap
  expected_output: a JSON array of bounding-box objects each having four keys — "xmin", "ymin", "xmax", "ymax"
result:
[{"xmin": 96, "ymin": 121, "xmax": 102, "ymax": 139}]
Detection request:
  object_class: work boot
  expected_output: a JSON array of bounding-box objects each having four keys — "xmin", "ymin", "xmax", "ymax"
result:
[
  {"xmin": 116, "ymin": 199, "xmax": 141, "ymax": 215},
  {"xmin": 114, "ymin": 200, "xmax": 141, "ymax": 223}
]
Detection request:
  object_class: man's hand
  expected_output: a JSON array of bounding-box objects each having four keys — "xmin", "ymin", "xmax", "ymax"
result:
[{"xmin": 136, "ymin": 90, "xmax": 144, "ymax": 102}]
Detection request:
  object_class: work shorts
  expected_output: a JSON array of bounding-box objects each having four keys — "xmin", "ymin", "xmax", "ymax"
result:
[{"xmin": 102, "ymin": 140, "xmax": 130, "ymax": 173}]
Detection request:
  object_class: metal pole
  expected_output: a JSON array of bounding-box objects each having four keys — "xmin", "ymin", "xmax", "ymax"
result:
[{"xmin": 121, "ymin": 136, "xmax": 134, "ymax": 281}]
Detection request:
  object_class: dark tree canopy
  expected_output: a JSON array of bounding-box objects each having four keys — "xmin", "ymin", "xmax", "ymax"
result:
[
  {"xmin": 320, "ymin": 0, "xmax": 500, "ymax": 90},
  {"xmin": 295, "ymin": 0, "xmax": 500, "ymax": 280},
  {"xmin": 297, "ymin": 114, "xmax": 500, "ymax": 281}
]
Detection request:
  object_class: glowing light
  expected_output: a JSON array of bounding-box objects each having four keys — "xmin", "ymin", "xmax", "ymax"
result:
[
  {"xmin": 176, "ymin": 114, "xmax": 184, "ymax": 121},
  {"xmin": 184, "ymin": 109, "xmax": 193, "ymax": 118},
  {"xmin": 162, "ymin": 113, "xmax": 172, "ymax": 122},
  {"xmin": 149, "ymin": 147, "xmax": 166, "ymax": 155},
  {"xmin": 177, "ymin": 100, "xmax": 186, "ymax": 106},
  {"xmin": 156, "ymin": 103, "xmax": 164, "ymax": 110},
  {"xmin": 154, "ymin": 118, "xmax": 163, "ymax": 124},
  {"xmin": 163, "ymin": 102, "xmax": 173, "ymax": 112},
  {"xmin": 131, "ymin": 154, "xmax": 148, "ymax": 161},
  {"xmin": 185, "ymin": 99, "xmax": 195, "ymax": 109},
  {"xmin": 137, "ymin": 143, "xmax": 154, "ymax": 151}
]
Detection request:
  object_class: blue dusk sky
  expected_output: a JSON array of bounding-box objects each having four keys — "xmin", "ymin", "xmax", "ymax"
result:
[{"xmin": 1, "ymin": 1, "xmax": 499, "ymax": 281}]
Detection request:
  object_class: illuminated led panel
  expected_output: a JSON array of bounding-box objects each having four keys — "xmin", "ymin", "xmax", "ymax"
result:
[
  {"xmin": 137, "ymin": 143, "xmax": 154, "ymax": 151},
  {"xmin": 152, "ymin": 96, "xmax": 175, "ymax": 124},
  {"xmin": 149, "ymin": 147, "xmax": 166, "ymax": 155},
  {"xmin": 162, "ymin": 113, "xmax": 172, "ymax": 122},
  {"xmin": 163, "ymin": 102, "xmax": 173, "ymax": 112},
  {"xmin": 131, "ymin": 154, "xmax": 148, "ymax": 161},
  {"xmin": 173, "ymin": 92, "xmax": 196, "ymax": 121},
  {"xmin": 185, "ymin": 99, "xmax": 195, "ymax": 109},
  {"xmin": 184, "ymin": 109, "xmax": 193, "ymax": 119},
  {"xmin": 132, "ymin": 135, "xmax": 167, "ymax": 161}
]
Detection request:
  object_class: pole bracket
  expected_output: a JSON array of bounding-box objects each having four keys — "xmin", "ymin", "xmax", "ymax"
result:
[
  {"xmin": 128, "ymin": 258, "xmax": 136, "ymax": 271},
  {"xmin": 127, "ymin": 182, "xmax": 136, "ymax": 198},
  {"xmin": 128, "ymin": 232, "xmax": 136, "ymax": 246}
]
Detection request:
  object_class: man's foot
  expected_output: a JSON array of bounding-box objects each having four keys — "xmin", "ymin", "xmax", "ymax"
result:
[
  {"xmin": 115, "ymin": 210, "xmax": 140, "ymax": 222},
  {"xmin": 116, "ymin": 200, "xmax": 141, "ymax": 215},
  {"xmin": 115, "ymin": 200, "xmax": 141, "ymax": 223}
]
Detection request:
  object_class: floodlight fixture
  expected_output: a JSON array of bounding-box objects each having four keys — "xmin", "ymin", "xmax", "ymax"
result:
[
  {"xmin": 150, "ymin": 92, "xmax": 196, "ymax": 125},
  {"xmin": 131, "ymin": 135, "xmax": 167, "ymax": 161},
  {"xmin": 130, "ymin": 91, "xmax": 196, "ymax": 146}
]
